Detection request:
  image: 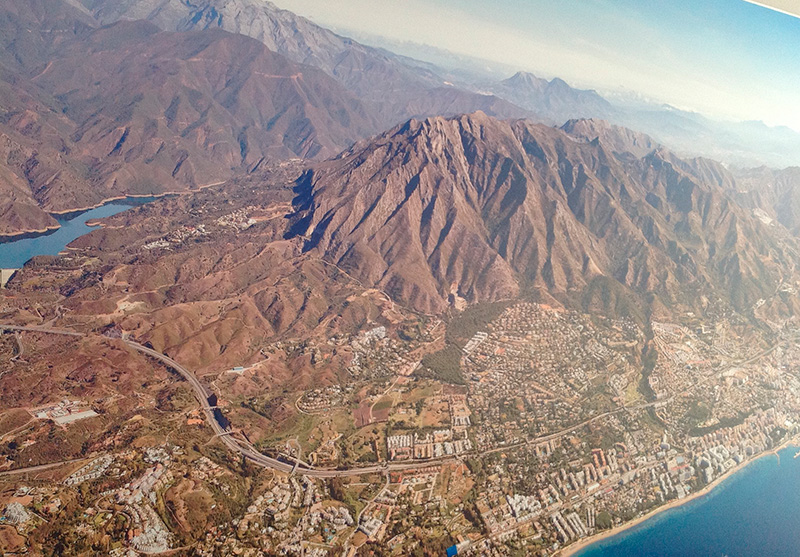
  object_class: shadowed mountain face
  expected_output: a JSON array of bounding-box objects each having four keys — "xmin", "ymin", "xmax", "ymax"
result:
[
  {"xmin": 76, "ymin": 0, "xmax": 800, "ymax": 171},
  {"xmin": 289, "ymin": 112, "xmax": 794, "ymax": 315},
  {"xmin": 78, "ymin": 0, "xmax": 532, "ymax": 127},
  {"xmin": 3, "ymin": 114, "xmax": 798, "ymax": 376},
  {"xmin": 0, "ymin": 0, "xmax": 379, "ymax": 234},
  {"xmin": 2, "ymin": 0, "xmax": 796, "ymax": 241}
]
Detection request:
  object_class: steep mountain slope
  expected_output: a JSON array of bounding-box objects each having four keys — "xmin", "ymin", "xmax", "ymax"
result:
[
  {"xmin": 31, "ymin": 20, "xmax": 378, "ymax": 171},
  {"xmin": 0, "ymin": 0, "xmax": 96, "ymax": 72},
  {"xmin": 87, "ymin": 0, "xmax": 442, "ymax": 97},
  {"xmin": 0, "ymin": 0, "xmax": 379, "ymax": 234},
  {"xmin": 0, "ymin": 0, "xmax": 97, "ymax": 233},
  {"xmin": 79, "ymin": 0, "xmax": 800, "ymax": 169},
  {"xmin": 732, "ymin": 167, "xmax": 800, "ymax": 235},
  {"xmin": 3, "ymin": 115, "xmax": 798, "ymax": 380},
  {"xmin": 78, "ymin": 0, "xmax": 531, "ymax": 126},
  {"xmin": 0, "ymin": 126, "xmax": 61, "ymax": 237},
  {"xmin": 561, "ymin": 119, "xmax": 658, "ymax": 159},
  {"xmin": 3, "ymin": 162, "xmax": 418, "ymax": 381},
  {"xmin": 289, "ymin": 112, "xmax": 793, "ymax": 315}
]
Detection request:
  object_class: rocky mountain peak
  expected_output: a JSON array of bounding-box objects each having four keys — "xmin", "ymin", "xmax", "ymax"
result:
[{"xmin": 288, "ymin": 113, "xmax": 791, "ymax": 316}]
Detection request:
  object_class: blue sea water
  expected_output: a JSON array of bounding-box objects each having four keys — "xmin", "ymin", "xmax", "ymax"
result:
[
  {"xmin": 0, "ymin": 197, "xmax": 158, "ymax": 269},
  {"xmin": 575, "ymin": 445, "xmax": 800, "ymax": 557}
]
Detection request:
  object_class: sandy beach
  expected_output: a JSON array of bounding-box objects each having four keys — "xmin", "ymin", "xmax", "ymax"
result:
[{"xmin": 558, "ymin": 436, "xmax": 800, "ymax": 556}]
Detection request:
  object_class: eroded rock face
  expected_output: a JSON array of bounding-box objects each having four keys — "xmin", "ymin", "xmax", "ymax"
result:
[
  {"xmin": 0, "ymin": 0, "xmax": 533, "ymax": 238},
  {"xmin": 5, "ymin": 113, "xmax": 800, "ymax": 387},
  {"xmin": 290, "ymin": 112, "xmax": 792, "ymax": 314},
  {"xmin": 0, "ymin": 0, "xmax": 379, "ymax": 233}
]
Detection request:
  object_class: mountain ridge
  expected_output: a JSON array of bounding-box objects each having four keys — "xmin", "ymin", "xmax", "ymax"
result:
[
  {"xmin": 80, "ymin": 0, "xmax": 534, "ymax": 127},
  {"xmin": 288, "ymin": 112, "xmax": 795, "ymax": 316},
  {"xmin": 0, "ymin": 0, "xmax": 382, "ymax": 235},
  {"xmin": 489, "ymin": 71, "xmax": 615, "ymax": 124}
]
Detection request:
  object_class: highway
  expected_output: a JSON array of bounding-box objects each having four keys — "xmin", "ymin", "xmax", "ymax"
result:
[
  {"xmin": 124, "ymin": 338, "xmax": 462, "ymax": 477},
  {"xmin": 0, "ymin": 322, "xmax": 460, "ymax": 478},
  {"xmin": 124, "ymin": 331, "xmax": 800, "ymax": 477},
  {"xmin": 4, "ymin": 322, "xmax": 792, "ymax": 479},
  {"xmin": 0, "ymin": 324, "xmax": 84, "ymax": 337},
  {"xmin": 123, "ymin": 339, "xmax": 300, "ymax": 475},
  {"xmin": 0, "ymin": 457, "xmax": 87, "ymax": 477}
]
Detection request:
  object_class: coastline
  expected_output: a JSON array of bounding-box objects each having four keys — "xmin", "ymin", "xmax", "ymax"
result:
[
  {"xmin": 558, "ymin": 436, "xmax": 799, "ymax": 557},
  {"xmin": 48, "ymin": 195, "xmax": 134, "ymax": 217}
]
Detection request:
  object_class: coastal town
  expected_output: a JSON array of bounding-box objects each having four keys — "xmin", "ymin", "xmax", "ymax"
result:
[
  {"xmin": 3, "ymin": 300, "xmax": 800, "ymax": 556},
  {"xmin": 0, "ymin": 0, "xmax": 798, "ymax": 554}
]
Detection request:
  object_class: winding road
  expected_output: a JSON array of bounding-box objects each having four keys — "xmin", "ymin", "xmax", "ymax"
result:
[
  {"xmin": 0, "ymin": 323, "xmax": 455, "ymax": 478},
  {"xmin": 2, "ymin": 323, "xmax": 791, "ymax": 479}
]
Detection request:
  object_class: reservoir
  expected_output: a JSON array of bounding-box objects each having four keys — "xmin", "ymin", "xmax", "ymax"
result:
[
  {"xmin": 574, "ymin": 444, "xmax": 800, "ymax": 557},
  {"xmin": 0, "ymin": 197, "xmax": 158, "ymax": 269}
]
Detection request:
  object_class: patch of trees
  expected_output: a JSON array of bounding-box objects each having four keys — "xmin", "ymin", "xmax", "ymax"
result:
[
  {"xmin": 596, "ymin": 510, "xmax": 614, "ymax": 529},
  {"xmin": 446, "ymin": 301, "xmax": 509, "ymax": 345},
  {"xmin": 420, "ymin": 344, "xmax": 465, "ymax": 385},
  {"xmin": 689, "ymin": 411, "xmax": 750, "ymax": 437}
]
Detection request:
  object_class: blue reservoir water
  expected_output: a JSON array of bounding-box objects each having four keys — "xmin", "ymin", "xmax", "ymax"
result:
[
  {"xmin": 575, "ymin": 444, "xmax": 800, "ymax": 557},
  {"xmin": 0, "ymin": 197, "xmax": 158, "ymax": 268}
]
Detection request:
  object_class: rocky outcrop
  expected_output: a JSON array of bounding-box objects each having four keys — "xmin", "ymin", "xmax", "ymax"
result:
[{"xmin": 290, "ymin": 112, "xmax": 793, "ymax": 314}]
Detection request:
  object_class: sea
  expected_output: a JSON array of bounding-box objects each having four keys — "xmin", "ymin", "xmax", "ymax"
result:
[
  {"xmin": 575, "ymin": 444, "xmax": 800, "ymax": 557},
  {"xmin": 0, "ymin": 197, "xmax": 158, "ymax": 269}
]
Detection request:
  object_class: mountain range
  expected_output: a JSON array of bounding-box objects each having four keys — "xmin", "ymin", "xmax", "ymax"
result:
[
  {"xmin": 5, "ymin": 110, "xmax": 798, "ymax": 386},
  {"xmin": 4, "ymin": 0, "xmax": 798, "ymax": 241},
  {"xmin": 490, "ymin": 73, "xmax": 800, "ymax": 170},
  {"xmin": 289, "ymin": 112, "xmax": 796, "ymax": 316},
  {"xmin": 0, "ymin": 0, "xmax": 386, "ymax": 236},
  {"xmin": 488, "ymin": 72, "xmax": 615, "ymax": 124},
  {"xmin": 77, "ymin": 0, "xmax": 532, "ymax": 127},
  {"xmin": 3, "ymin": 3, "xmax": 800, "ymax": 551},
  {"xmin": 0, "ymin": 0, "xmax": 542, "ymax": 238}
]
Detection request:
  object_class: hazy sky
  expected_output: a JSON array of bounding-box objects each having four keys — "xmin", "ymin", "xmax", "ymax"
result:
[{"xmin": 274, "ymin": 0, "xmax": 800, "ymax": 131}]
